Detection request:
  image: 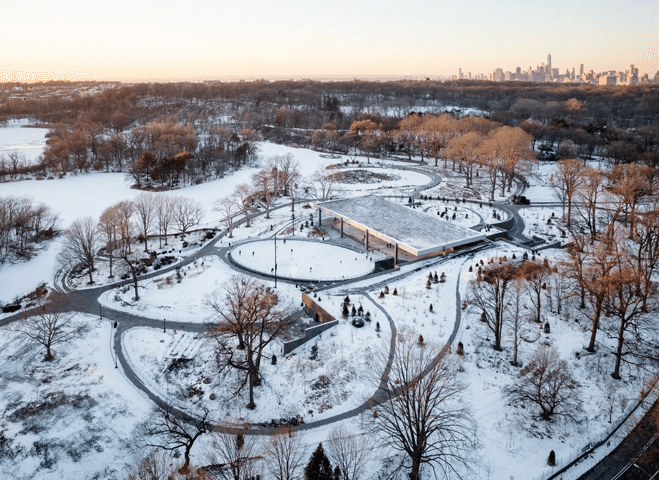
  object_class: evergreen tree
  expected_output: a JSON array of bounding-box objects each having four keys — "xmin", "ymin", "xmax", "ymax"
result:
[{"xmin": 305, "ymin": 443, "xmax": 334, "ymax": 480}]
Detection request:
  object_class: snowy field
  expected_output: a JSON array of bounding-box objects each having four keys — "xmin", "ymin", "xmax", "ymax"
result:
[
  {"xmin": 99, "ymin": 255, "xmax": 227, "ymax": 323},
  {"xmin": 1, "ymin": 121, "xmax": 656, "ymax": 480},
  {"xmin": 0, "ymin": 314, "xmax": 152, "ymax": 480}
]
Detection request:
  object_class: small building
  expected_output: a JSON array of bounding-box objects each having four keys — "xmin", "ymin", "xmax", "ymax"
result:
[{"xmin": 314, "ymin": 195, "xmax": 486, "ymax": 264}]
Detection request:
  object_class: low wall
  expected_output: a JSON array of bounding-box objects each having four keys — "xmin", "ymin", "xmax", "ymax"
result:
[
  {"xmin": 301, "ymin": 292, "xmax": 335, "ymax": 324},
  {"xmin": 282, "ymin": 293, "xmax": 337, "ymax": 355},
  {"xmin": 283, "ymin": 319, "xmax": 338, "ymax": 355}
]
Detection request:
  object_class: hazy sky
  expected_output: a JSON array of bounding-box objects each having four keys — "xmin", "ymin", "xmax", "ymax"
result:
[{"xmin": 1, "ymin": 0, "xmax": 657, "ymax": 82}]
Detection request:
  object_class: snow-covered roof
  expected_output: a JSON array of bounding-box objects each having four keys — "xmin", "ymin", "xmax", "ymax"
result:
[{"xmin": 315, "ymin": 195, "xmax": 486, "ymax": 256}]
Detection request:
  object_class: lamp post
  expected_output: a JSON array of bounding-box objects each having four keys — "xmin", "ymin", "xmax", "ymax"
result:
[
  {"xmin": 110, "ymin": 321, "xmax": 118, "ymax": 368},
  {"xmin": 163, "ymin": 318, "xmax": 166, "ymax": 333},
  {"xmin": 274, "ymin": 232, "xmax": 278, "ymax": 288},
  {"xmin": 291, "ymin": 182, "xmax": 297, "ymax": 236}
]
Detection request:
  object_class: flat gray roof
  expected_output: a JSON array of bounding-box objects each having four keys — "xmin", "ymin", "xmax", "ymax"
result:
[{"xmin": 316, "ymin": 195, "xmax": 485, "ymax": 256}]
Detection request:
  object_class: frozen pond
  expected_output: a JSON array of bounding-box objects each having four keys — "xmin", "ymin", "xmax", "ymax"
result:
[
  {"xmin": 0, "ymin": 119, "xmax": 49, "ymax": 164},
  {"xmin": 230, "ymin": 239, "xmax": 375, "ymax": 281}
]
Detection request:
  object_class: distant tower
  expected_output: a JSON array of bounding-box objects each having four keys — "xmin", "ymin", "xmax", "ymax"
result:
[
  {"xmin": 458, "ymin": 68, "xmax": 464, "ymax": 79},
  {"xmin": 547, "ymin": 53, "xmax": 552, "ymax": 73},
  {"xmin": 580, "ymin": 64, "xmax": 584, "ymax": 77}
]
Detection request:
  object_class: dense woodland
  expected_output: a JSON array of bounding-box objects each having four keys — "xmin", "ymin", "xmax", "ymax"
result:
[{"xmin": 0, "ymin": 80, "xmax": 658, "ymax": 186}]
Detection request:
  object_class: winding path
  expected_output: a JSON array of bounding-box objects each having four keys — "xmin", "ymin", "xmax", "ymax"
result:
[{"xmin": 4, "ymin": 158, "xmax": 638, "ymax": 480}]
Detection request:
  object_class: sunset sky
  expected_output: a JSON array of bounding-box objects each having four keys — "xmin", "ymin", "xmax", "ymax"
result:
[{"xmin": 1, "ymin": 0, "xmax": 657, "ymax": 82}]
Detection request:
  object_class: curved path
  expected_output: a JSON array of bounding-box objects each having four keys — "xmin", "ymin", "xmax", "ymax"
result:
[
  {"xmin": 0, "ymin": 164, "xmax": 462, "ymax": 433},
  {"xmin": 0, "ymin": 161, "xmax": 527, "ymax": 435},
  {"xmin": 4, "ymin": 159, "xmax": 646, "ymax": 479}
]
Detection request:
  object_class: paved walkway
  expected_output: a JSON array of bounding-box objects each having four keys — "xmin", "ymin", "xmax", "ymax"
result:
[{"xmin": 3, "ymin": 159, "xmax": 643, "ymax": 480}]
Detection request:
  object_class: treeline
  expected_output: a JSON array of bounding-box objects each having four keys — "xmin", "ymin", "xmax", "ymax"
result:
[
  {"xmin": 33, "ymin": 117, "xmax": 260, "ymax": 187},
  {"xmin": 3, "ymin": 79, "xmax": 659, "ymax": 130},
  {"xmin": 0, "ymin": 196, "xmax": 58, "ymax": 262},
  {"xmin": 1, "ymin": 80, "xmax": 659, "ymax": 186}
]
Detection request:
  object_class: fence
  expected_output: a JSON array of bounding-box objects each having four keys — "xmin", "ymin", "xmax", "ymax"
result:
[{"xmin": 531, "ymin": 374, "xmax": 659, "ymax": 480}]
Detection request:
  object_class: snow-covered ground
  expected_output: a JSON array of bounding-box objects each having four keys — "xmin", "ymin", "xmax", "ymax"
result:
[
  {"xmin": 0, "ymin": 119, "xmax": 49, "ymax": 164},
  {"xmin": 0, "ymin": 141, "xmax": 430, "ymax": 305},
  {"xmin": 1, "ymin": 124, "xmax": 656, "ymax": 480},
  {"xmin": 0, "ymin": 314, "xmax": 152, "ymax": 479},
  {"xmin": 229, "ymin": 239, "xmax": 375, "ymax": 281}
]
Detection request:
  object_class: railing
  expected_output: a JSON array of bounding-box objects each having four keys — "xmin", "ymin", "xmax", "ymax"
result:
[{"xmin": 530, "ymin": 374, "xmax": 659, "ymax": 480}]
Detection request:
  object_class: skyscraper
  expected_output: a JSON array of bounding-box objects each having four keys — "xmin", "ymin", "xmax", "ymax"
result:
[{"xmin": 547, "ymin": 53, "xmax": 552, "ymax": 78}]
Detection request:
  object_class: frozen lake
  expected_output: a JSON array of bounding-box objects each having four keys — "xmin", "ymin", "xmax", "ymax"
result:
[{"xmin": 0, "ymin": 119, "xmax": 49, "ymax": 164}]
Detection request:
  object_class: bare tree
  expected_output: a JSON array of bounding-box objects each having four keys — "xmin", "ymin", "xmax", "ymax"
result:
[
  {"xmin": 632, "ymin": 204, "xmax": 659, "ymax": 312},
  {"xmin": 172, "ymin": 196, "xmax": 204, "ymax": 237},
  {"xmin": 155, "ymin": 195, "xmax": 175, "ymax": 248},
  {"xmin": 251, "ymin": 162, "xmax": 283, "ymax": 219},
  {"xmin": 370, "ymin": 331, "xmax": 476, "ymax": 480},
  {"xmin": 469, "ymin": 261, "xmax": 520, "ymax": 351},
  {"xmin": 608, "ymin": 163, "xmax": 655, "ymax": 237},
  {"xmin": 307, "ymin": 167, "xmax": 336, "ymax": 201},
  {"xmin": 575, "ymin": 167, "xmax": 605, "ymax": 242},
  {"xmin": 12, "ymin": 291, "xmax": 82, "ymax": 361},
  {"xmin": 505, "ymin": 345, "xmax": 580, "ymax": 421},
  {"xmin": 59, "ymin": 216, "xmax": 100, "ymax": 284},
  {"xmin": 234, "ymin": 184, "xmax": 253, "ymax": 228},
  {"xmin": 517, "ymin": 259, "xmax": 553, "ymax": 324},
  {"xmin": 581, "ymin": 239, "xmax": 616, "ymax": 352},
  {"xmin": 133, "ymin": 192, "xmax": 156, "ymax": 252},
  {"xmin": 206, "ymin": 276, "xmax": 292, "ymax": 409},
  {"xmin": 325, "ymin": 425, "xmax": 368, "ymax": 480},
  {"xmin": 203, "ymin": 426, "xmax": 262, "ymax": 480},
  {"xmin": 443, "ymin": 131, "xmax": 484, "ymax": 188},
  {"xmin": 264, "ymin": 426, "xmax": 306, "ymax": 480},
  {"xmin": 605, "ymin": 236, "xmax": 654, "ymax": 379},
  {"xmin": 122, "ymin": 251, "xmax": 143, "ymax": 301},
  {"xmin": 550, "ymin": 158, "xmax": 584, "ymax": 228},
  {"xmin": 271, "ymin": 153, "xmax": 300, "ymax": 198},
  {"xmin": 138, "ymin": 406, "xmax": 210, "ymax": 473},
  {"xmin": 98, "ymin": 205, "xmax": 120, "ymax": 278},
  {"xmin": 509, "ymin": 276, "xmax": 537, "ymax": 367},
  {"xmin": 214, "ymin": 196, "xmax": 238, "ymax": 238}
]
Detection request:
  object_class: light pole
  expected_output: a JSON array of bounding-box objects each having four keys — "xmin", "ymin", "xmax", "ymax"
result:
[
  {"xmin": 274, "ymin": 232, "xmax": 278, "ymax": 288},
  {"xmin": 110, "ymin": 321, "xmax": 118, "ymax": 368},
  {"xmin": 163, "ymin": 318, "xmax": 166, "ymax": 333},
  {"xmin": 99, "ymin": 304, "xmax": 102, "ymax": 320}
]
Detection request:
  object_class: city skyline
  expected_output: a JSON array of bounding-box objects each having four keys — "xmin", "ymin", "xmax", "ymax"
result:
[{"xmin": 1, "ymin": 0, "xmax": 657, "ymax": 82}]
